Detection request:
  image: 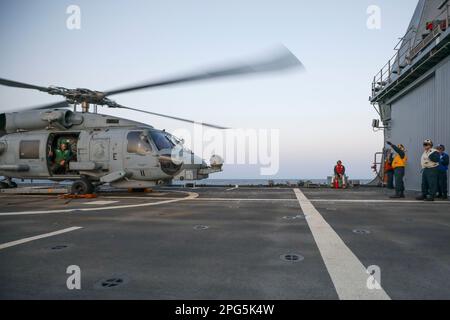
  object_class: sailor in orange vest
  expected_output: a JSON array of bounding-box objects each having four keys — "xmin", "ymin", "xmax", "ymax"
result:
[{"xmin": 387, "ymin": 141, "xmax": 407, "ymax": 198}]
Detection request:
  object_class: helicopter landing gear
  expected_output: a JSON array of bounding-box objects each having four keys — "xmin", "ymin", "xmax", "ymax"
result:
[
  {"xmin": 0, "ymin": 177, "xmax": 17, "ymax": 189},
  {"xmin": 71, "ymin": 178, "xmax": 95, "ymax": 195}
]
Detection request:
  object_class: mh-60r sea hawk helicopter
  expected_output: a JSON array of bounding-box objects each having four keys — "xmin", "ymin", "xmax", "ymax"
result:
[{"xmin": 0, "ymin": 48, "xmax": 303, "ymax": 194}]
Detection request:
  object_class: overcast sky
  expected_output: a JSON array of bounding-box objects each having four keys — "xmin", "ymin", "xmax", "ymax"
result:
[{"xmin": 0, "ymin": 0, "xmax": 418, "ymax": 179}]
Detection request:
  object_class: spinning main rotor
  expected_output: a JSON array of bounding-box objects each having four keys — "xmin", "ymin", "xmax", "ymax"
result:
[{"xmin": 0, "ymin": 47, "xmax": 304, "ymax": 129}]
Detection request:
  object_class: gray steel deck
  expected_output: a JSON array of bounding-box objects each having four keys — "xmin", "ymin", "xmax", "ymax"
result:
[{"xmin": 0, "ymin": 187, "xmax": 449, "ymax": 299}]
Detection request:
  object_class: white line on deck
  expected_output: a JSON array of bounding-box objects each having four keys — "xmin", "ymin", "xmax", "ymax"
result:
[
  {"xmin": 294, "ymin": 188, "xmax": 391, "ymax": 300},
  {"xmin": 82, "ymin": 200, "xmax": 119, "ymax": 205},
  {"xmin": 0, "ymin": 192, "xmax": 198, "ymax": 216},
  {"xmin": 0, "ymin": 227, "xmax": 82, "ymax": 250},
  {"xmin": 101, "ymin": 196, "xmax": 450, "ymax": 204},
  {"xmin": 226, "ymin": 185, "xmax": 239, "ymax": 191}
]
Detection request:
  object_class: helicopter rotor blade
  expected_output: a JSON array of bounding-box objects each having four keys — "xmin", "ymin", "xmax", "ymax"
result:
[
  {"xmin": 0, "ymin": 101, "xmax": 70, "ymax": 113},
  {"xmin": 109, "ymin": 104, "xmax": 229, "ymax": 129},
  {"xmin": 32, "ymin": 101, "xmax": 70, "ymax": 110},
  {"xmin": 104, "ymin": 47, "xmax": 304, "ymax": 96},
  {"xmin": 0, "ymin": 78, "xmax": 50, "ymax": 92}
]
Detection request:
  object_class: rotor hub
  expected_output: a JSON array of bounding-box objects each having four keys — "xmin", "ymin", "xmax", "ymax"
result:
[{"xmin": 47, "ymin": 86, "xmax": 109, "ymax": 106}]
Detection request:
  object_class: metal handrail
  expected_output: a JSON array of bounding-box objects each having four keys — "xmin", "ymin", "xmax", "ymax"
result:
[{"xmin": 371, "ymin": 3, "xmax": 449, "ymax": 98}]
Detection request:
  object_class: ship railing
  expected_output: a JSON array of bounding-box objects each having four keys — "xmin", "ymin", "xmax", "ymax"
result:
[{"xmin": 371, "ymin": 3, "xmax": 450, "ymax": 99}]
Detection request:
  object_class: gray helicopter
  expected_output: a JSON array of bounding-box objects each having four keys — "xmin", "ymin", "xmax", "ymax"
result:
[{"xmin": 0, "ymin": 48, "xmax": 303, "ymax": 194}]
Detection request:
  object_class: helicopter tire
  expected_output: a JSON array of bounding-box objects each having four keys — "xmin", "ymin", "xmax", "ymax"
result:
[
  {"xmin": 8, "ymin": 181, "xmax": 18, "ymax": 188},
  {"xmin": 71, "ymin": 178, "xmax": 94, "ymax": 195},
  {"xmin": 0, "ymin": 181, "xmax": 9, "ymax": 189}
]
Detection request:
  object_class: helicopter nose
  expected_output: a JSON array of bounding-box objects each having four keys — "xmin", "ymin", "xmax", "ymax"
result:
[{"xmin": 158, "ymin": 153, "xmax": 183, "ymax": 176}]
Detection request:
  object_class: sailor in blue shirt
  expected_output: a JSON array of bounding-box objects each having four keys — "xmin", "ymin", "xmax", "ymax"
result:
[{"xmin": 437, "ymin": 145, "xmax": 449, "ymax": 200}]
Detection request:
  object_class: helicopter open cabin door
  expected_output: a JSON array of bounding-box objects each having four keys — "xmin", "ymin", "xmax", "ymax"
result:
[{"xmin": 47, "ymin": 132, "xmax": 81, "ymax": 177}]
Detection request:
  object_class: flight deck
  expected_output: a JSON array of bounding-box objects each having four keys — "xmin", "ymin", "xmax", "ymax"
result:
[{"xmin": 1, "ymin": 186, "xmax": 450, "ymax": 300}]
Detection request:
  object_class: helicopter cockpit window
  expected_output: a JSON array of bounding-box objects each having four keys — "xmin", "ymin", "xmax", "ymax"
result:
[
  {"xmin": 19, "ymin": 140, "xmax": 40, "ymax": 159},
  {"xmin": 149, "ymin": 131, "xmax": 175, "ymax": 151},
  {"xmin": 165, "ymin": 133, "xmax": 183, "ymax": 146},
  {"xmin": 127, "ymin": 131, "xmax": 153, "ymax": 155}
]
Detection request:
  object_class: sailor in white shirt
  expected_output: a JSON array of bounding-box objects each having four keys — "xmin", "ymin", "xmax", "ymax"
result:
[{"xmin": 416, "ymin": 139, "xmax": 441, "ymax": 201}]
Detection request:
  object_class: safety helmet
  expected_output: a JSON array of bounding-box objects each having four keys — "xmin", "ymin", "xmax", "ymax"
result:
[
  {"xmin": 423, "ymin": 139, "xmax": 433, "ymax": 146},
  {"xmin": 397, "ymin": 144, "xmax": 406, "ymax": 151},
  {"xmin": 437, "ymin": 144, "xmax": 446, "ymax": 151},
  {"xmin": 58, "ymin": 139, "xmax": 70, "ymax": 149}
]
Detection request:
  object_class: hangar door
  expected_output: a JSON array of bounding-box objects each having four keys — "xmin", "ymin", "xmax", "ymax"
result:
[{"xmin": 389, "ymin": 76, "xmax": 436, "ymax": 191}]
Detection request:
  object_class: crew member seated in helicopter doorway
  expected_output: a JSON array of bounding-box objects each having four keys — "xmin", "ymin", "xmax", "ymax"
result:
[
  {"xmin": 49, "ymin": 141, "xmax": 72, "ymax": 174},
  {"xmin": 386, "ymin": 141, "xmax": 407, "ymax": 199},
  {"xmin": 416, "ymin": 139, "xmax": 441, "ymax": 201},
  {"xmin": 437, "ymin": 144, "xmax": 449, "ymax": 200},
  {"xmin": 333, "ymin": 160, "xmax": 346, "ymax": 189}
]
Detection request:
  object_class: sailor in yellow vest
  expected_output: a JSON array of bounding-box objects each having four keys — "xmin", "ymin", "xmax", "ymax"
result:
[
  {"xmin": 386, "ymin": 141, "xmax": 407, "ymax": 198},
  {"xmin": 416, "ymin": 139, "xmax": 441, "ymax": 201}
]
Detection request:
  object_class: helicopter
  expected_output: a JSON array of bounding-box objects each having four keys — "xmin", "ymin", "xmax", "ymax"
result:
[{"xmin": 0, "ymin": 47, "xmax": 303, "ymax": 194}]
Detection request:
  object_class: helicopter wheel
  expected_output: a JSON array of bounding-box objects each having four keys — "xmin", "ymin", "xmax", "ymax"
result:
[
  {"xmin": 8, "ymin": 181, "xmax": 18, "ymax": 188},
  {"xmin": 0, "ymin": 181, "xmax": 9, "ymax": 189},
  {"xmin": 71, "ymin": 178, "xmax": 94, "ymax": 195}
]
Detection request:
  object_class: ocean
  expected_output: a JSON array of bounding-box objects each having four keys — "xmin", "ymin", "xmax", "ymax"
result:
[
  {"xmin": 173, "ymin": 178, "xmax": 372, "ymax": 186},
  {"xmin": 5, "ymin": 178, "xmax": 373, "ymax": 187}
]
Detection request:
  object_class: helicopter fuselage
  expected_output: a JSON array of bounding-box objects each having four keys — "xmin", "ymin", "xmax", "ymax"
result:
[{"xmin": 0, "ymin": 109, "xmax": 220, "ymax": 189}]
